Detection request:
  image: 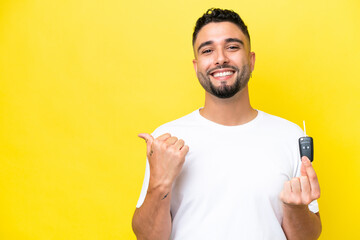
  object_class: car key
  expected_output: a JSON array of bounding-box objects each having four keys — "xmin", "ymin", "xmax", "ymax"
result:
[{"xmin": 299, "ymin": 120, "xmax": 314, "ymax": 162}]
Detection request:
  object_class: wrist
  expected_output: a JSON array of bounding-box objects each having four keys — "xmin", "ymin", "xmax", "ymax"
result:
[
  {"xmin": 282, "ymin": 203, "xmax": 310, "ymax": 215},
  {"xmin": 148, "ymin": 177, "xmax": 172, "ymax": 197}
]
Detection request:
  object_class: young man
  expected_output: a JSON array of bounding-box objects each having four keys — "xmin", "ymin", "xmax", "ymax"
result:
[{"xmin": 132, "ymin": 8, "xmax": 322, "ymax": 240}]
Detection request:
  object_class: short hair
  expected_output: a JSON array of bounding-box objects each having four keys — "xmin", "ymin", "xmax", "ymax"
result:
[{"xmin": 192, "ymin": 8, "xmax": 251, "ymax": 46}]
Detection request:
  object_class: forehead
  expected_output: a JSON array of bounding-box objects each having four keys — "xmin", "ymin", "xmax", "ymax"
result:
[{"xmin": 194, "ymin": 22, "xmax": 249, "ymax": 49}]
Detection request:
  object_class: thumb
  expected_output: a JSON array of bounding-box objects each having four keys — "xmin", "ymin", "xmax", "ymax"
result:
[{"xmin": 138, "ymin": 133, "xmax": 154, "ymax": 155}]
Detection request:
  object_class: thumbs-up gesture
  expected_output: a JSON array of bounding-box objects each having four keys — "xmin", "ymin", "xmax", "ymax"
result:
[
  {"xmin": 138, "ymin": 133, "xmax": 189, "ymax": 190},
  {"xmin": 280, "ymin": 157, "xmax": 321, "ymax": 206}
]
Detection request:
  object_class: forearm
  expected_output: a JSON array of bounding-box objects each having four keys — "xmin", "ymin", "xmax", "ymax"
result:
[
  {"xmin": 132, "ymin": 185, "xmax": 172, "ymax": 240},
  {"xmin": 134, "ymin": 132, "xmax": 188, "ymax": 239},
  {"xmin": 282, "ymin": 204, "xmax": 322, "ymax": 240}
]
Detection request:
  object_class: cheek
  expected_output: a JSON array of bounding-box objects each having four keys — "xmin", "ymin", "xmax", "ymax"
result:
[
  {"xmin": 229, "ymin": 55, "xmax": 245, "ymax": 65},
  {"xmin": 197, "ymin": 58, "xmax": 213, "ymax": 72}
]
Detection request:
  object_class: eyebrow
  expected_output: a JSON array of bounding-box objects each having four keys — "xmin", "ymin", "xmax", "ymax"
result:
[
  {"xmin": 225, "ymin": 38, "xmax": 244, "ymax": 46},
  {"xmin": 197, "ymin": 40, "xmax": 213, "ymax": 53},
  {"xmin": 197, "ymin": 38, "xmax": 245, "ymax": 53}
]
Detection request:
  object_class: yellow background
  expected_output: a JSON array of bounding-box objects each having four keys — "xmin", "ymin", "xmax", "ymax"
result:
[{"xmin": 1, "ymin": 0, "xmax": 359, "ymax": 239}]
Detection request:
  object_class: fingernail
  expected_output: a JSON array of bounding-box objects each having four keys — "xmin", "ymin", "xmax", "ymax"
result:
[{"xmin": 302, "ymin": 158, "xmax": 310, "ymax": 165}]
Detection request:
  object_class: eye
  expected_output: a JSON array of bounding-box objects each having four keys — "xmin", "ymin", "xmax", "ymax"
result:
[
  {"xmin": 201, "ymin": 49, "xmax": 213, "ymax": 54},
  {"xmin": 227, "ymin": 45, "xmax": 240, "ymax": 50}
]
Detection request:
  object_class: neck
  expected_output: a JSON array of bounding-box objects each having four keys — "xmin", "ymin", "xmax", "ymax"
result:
[{"xmin": 200, "ymin": 85, "xmax": 257, "ymax": 126}]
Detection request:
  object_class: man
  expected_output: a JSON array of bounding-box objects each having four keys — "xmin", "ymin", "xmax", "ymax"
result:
[{"xmin": 132, "ymin": 8, "xmax": 322, "ymax": 240}]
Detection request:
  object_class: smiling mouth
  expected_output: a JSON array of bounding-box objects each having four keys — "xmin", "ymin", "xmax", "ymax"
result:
[
  {"xmin": 208, "ymin": 65, "xmax": 238, "ymax": 80},
  {"xmin": 212, "ymin": 71, "xmax": 235, "ymax": 78}
]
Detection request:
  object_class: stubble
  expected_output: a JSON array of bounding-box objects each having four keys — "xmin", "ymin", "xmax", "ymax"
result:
[{"xmin": 197, "ymin": 64, "xmax": 251, "ymax": 99}]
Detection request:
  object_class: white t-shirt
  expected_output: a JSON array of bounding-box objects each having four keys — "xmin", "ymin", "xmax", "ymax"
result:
[{"xmin": 136, "ymin": 109, "xmax": 319, "ymax": 240}]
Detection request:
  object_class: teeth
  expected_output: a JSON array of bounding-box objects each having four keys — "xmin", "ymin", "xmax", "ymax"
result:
[{"xmin": 213, "ymin": 71, "xmax": 233, "ymax": 77}]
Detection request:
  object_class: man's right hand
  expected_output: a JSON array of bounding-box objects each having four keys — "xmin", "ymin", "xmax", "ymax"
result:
[{"xmin": 138, "ymin": 133, "xmax": 189, "ymax": 192}]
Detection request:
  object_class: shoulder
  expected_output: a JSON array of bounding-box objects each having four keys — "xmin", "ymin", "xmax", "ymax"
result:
[
  {"xmin": 257, "ymin": 110, "xmax": 304, "ymax": 138},
  {"xmin": 151, "ymin": 109, "xmax": 199, "ymax": 138}
]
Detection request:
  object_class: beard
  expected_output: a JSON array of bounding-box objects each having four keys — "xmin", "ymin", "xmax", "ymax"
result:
[{"xmin": 197, "ymin": 64, "xmax": 251, "ymax": 99}]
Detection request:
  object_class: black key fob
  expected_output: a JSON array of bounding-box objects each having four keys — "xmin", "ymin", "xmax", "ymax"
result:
[{"xmin": 299, "ymin": 136, "xmax": 314, "ymax": 162}]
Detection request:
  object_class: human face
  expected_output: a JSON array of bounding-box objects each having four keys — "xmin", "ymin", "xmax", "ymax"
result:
[{"xmin": 193, "ymin": 22, "xmax": 255, "ymax": 98}]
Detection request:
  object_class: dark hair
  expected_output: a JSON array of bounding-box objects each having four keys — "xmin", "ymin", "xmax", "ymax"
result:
[{"xmin": 192, "ymin": 8, "xmax": 250, "ymax": 46}]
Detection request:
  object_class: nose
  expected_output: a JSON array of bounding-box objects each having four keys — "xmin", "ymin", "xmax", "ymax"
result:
[{"xmin": 214, "ymin": 49, "xmax": 229, "ymax": 65}]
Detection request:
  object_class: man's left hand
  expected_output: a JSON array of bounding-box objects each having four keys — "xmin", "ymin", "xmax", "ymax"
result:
[{"xmin": 280, "ymin": 156, "xmax": 320, "ymax": 206}]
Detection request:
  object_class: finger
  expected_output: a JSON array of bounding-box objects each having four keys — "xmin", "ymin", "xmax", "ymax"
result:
[
  {"xmin": 291, "ymin": 177, "xmax": 301, "ymax": 194},
  {"xmin": 138, "ymin": 133, "xmax": 154, "ymax": 154},
  {"xmin": 165, "ymin": 136, "xmax": 178, "ymax": 145},
  {"xmin": 283, "ymin": 181, "xmax": 292, "ymax": 194},
  {"xmin": 157, "ymin": 133, "xmax": 171, "ymax": 141},
  {"xmin": 302, "ymin": 157, "xmax": 320, "ymax": 198},
  {"xmin": 300, "ymin": 176, "xmax": 311, "ymax": 204},
  {"xmin": 280, "ymin": 181, "xmax": 291, "ymax": 203},
  {"xmin": 300, "ymin": 156, "xmax": 308, "ymax": 176},
  {"xmin": 174, "ymin": 139, "xmax": 185, "ymax": 150},
  {"xmin": 180, "ymin": 145, "xmax": 189, "ymax": 155}
]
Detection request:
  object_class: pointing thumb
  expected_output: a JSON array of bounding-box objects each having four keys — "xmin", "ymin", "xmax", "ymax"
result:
[{"xmin": 138, "ymin": 133, "xmax": 154, "ymax": 155}]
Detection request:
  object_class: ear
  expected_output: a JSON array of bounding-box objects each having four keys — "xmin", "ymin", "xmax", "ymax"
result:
[
  {"xmin": 249, "ymin": 51, "xmax": 255, "ymax": 72},
  {"xmin": 192, "ymin": 59, "xmax": 198, "ymax": 73}
]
